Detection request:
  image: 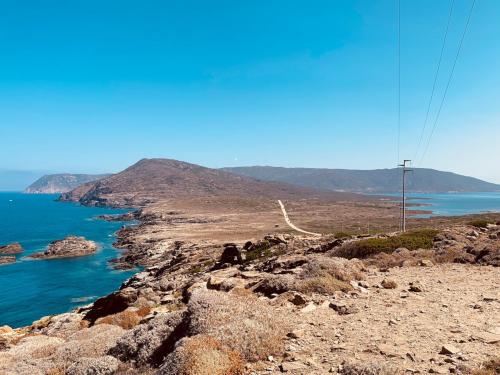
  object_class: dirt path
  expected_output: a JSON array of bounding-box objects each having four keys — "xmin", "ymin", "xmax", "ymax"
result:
[{"xmin": 278, "ymin": 200, "xmax": 322, "ymax": 236}]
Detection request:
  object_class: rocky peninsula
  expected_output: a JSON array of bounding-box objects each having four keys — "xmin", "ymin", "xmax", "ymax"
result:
[{"xmin": 29, "ymin": 236, "xmax": 98, "ymax": 259}]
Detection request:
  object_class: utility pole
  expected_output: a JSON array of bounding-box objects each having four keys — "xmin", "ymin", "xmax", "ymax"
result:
[{"xmin": 398, "ymin": 160, "xmax": 412, "ymax": 232}]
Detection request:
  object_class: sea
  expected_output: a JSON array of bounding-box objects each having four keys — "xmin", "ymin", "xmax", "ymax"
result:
[
  {"xmin": 0, "ymin": 192, "xmax": 136, "ymax": 328},
  {"xmin": 404, "ymin": 192, "xmax": 500, "ymax": 217}
]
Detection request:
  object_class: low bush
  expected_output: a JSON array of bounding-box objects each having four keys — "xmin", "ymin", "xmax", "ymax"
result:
[
  {"xmin": 469, "ymin": 220, "xmax": 490, "ymax": 229},
  {"xmin": 297, "ymin": 273, "xmax": 352, "ymax": 294},
  {"xmin": 471, "ymin": 357, "xmax": 500, "ymax": 375},
  {"xmin": 95, "ymin": 310, "xmax": 141, "ymax": 330},
  {"xmin": 337, "ymin": 229, "xmax": 439, "ymax": 259},
  {"xmin": 159, "ymin": 335, "xmax": 244, "ymax": 375},
  {"xmin": 188, "ymin": 289, "xmax": 287, "ymax": 362}
]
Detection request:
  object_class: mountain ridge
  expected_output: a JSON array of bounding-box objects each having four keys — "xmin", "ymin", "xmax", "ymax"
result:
[
  {"xmin": 60, "ymin": 158, "xmax": 363, "ymax": 207},
  {"xmin": 222, "ymin": 166, "xmax": 500, "ymax": 193}
]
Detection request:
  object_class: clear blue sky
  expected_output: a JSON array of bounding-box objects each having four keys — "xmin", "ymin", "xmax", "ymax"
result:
[{"xmin": 1, "ymin": 0, "xmax": 499, "ymax": 183}]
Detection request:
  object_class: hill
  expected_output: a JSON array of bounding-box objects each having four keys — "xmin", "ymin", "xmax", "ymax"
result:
[
  {"xmin": 25, "ymin": 174, "xmax": 110, "ymax": 194},
  {"xmin": 60, "ymin": 159, "xmax": 362, "ymax": 207},
  {"xmin": 222, "ymin": 166, "xmax": 500, "ymax": 193}
]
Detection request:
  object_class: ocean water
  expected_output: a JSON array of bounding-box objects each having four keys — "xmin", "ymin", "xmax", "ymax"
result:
[
  {"xmin": 385, "ymin": 192, "xmax": 500, "ymax": 217},
  {"xmin": 0, "ymin": 193, "xmax": 136, "ymax": 328}
]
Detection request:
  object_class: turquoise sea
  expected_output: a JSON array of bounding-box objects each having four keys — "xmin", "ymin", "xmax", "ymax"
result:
[
  {"xmin": 406, "ymin": 192, "xmax": 500, "ymax": 217},
  {"xmin": 0, "ymin": 193, "xmax": 136, "ymax": 328}
]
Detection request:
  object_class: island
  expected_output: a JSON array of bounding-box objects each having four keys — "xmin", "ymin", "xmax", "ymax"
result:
[
  {"xmin": 0, "ymin": 242, "xmax": 23, "ymax": 255},
  {"xmin": 30, "ymin": 236, "xmax": 98, "ymax": 259}
]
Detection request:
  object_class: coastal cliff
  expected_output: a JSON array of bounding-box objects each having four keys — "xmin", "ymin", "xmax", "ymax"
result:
[{"xmin": 25, "ymin": 173, "xmax": 110, "ymax": 194}]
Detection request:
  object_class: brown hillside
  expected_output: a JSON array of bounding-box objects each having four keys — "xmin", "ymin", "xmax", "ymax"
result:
[{"xmin": 60, "ymin": 158, "xmax": 364, "ymax": 207}]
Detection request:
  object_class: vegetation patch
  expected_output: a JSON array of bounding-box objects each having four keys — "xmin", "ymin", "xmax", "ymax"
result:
[
  {"xmin": 336, "ymin": 229, "xmax": 439, "ymax": 259},
  {"xmin": 469, "ymin": 220, "xmax": 490, "ymax": 229}
]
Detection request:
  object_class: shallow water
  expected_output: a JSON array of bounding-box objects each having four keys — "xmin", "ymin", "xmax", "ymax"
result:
[{"xmin": 0, "ymin": 193, "xmax": 136, "ymax": 328}]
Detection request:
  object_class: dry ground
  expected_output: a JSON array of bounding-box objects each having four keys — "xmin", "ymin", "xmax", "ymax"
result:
[{"xmin": 249, "ymin": 264, "xmax": 500, "ymax": 374}]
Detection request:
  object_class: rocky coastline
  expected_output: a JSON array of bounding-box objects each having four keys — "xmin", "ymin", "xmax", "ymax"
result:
[
  {"xmin": 0, "ymin": 242, "xmax": 23, "ymax": 255},
  {"xmin": 1, "ymin": 197, "xmax": 499, "ymax": 374}
]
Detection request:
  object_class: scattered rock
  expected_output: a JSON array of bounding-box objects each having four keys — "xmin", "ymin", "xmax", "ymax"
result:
[
  {"xmin": 329, "ymin": 301, "xmax": 358, "ymax": 315},
  {"xmin": 419, "ymin": 259, "xmax": 434, "ymax": 267}
]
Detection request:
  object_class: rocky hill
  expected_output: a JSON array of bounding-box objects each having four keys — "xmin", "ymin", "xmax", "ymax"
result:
[
  {"xmin": 25, "ymin": 173, "xmax": 110, "ymax": 194},
  {"xmin": 60, "ymin": 158, "xmax": 363, "ymax": 207},
  {"xmin": 223, "ymin": 166, "xmax": 500, "ymax": 193}
]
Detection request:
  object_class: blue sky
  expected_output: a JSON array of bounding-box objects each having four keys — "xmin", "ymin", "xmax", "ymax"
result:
[{"xmin": 1, "ymin": 0, "xmax": 499, "ymax": 183}]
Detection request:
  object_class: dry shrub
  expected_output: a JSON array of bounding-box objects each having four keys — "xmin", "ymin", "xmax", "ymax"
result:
[
  {"xmin": 381, "ymin": 279, "xmax": 397, "ymax": 289},
  {"xmin": 253, "ymin": 274, "xmax": 296, "ymax": 296},
  {"xmin": 340, "ymin": 362, "xmax": 398, "ymax": 375},
  {"xmin": 472, "ymin": 358, "xmax": 500, "ymax": 375},
  {"xmin": 367, "ymin": 247, "xmax": 463, "ymax": 269},
  {"xmin": 302, "ymin": 257, "xmax": 365, "ymax": 282},
  {"xmin": 136, "ymin": 306, "xmax": 152, "ymax": 317},
  {"xmin": 297, "ymin": 274, "xmax": 352, "ymax": 294},
  {"xmin": 95, "ymin": 310, "xmax": 141, "ymax": 330},
  {"xmin": 159, "ymin": 335, "xmax": 244, "ymax": 375},
  {"xmin": 188, "ymin": 289, "xmax": 287, "ymax": 362},
  {"xmin": 337, "ymin": 229, "xmax": 439, "ymax": 259},
  {"xmin": 7, "ymin": 335, "xmax": 64, "ymax": 360}
]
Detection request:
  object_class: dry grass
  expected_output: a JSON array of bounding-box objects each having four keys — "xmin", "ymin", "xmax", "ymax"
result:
[
  {"xmin": 471, "ymin": 358, "xmax": 500, "ymax": 375},
  {"xmin": 95, "ymin": 309, "xmax": 142, "ymax": 330},
  {"xmin": 297, "ymin": 273, "xmax": 352, "ymax": 294},
  {"xmin": 188, "ymin": 289, "xmax": 287, "ymax": 362},
  {"xmin": 302, "ymin": 257, "xmax": 365, "ymax": 282},
  {"xmin": 160, "ymin": 335, "xmax": 244, "ymax": 375}
]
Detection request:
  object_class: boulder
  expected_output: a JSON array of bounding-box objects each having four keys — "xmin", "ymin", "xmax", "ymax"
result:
[
  {"xmin": 84, "ymin": 287, "xmax": 138, "ymax": 324},
  {"xmin": 0, "ymin": 243, "xmax": 23, "ymax": 255},
  {"xmin": 30, "ymin": 236, "xmax": 98, "ymax": 259},
  {"xmin": 219, "ymin": 244, "xmax": 243, "ymax": 265},
  {"xmin": 0, "ymin": 256, "xmax": 16, "ymax": 265}
]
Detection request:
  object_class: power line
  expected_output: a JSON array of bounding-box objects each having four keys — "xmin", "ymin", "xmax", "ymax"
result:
[
  {"xmin": 396, "ymin": 0, "xmax": 401, "ymax": 164},
  {"xmin": 414, "ymin": 0, "xmax": 455, "ymax": 162},
  {"xmin": 419, "ymin": 0, "xmax": 476, "ymax": 166}
]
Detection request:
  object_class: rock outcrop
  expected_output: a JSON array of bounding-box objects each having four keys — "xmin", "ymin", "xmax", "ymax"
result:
[
  {"xmin": 0, "ymin": 243, "xmax": 23, "ymax": 255},
  {"xmin": 30, "ymin": 236, "xmax": 98, "ymax": 259},
  {"xmin": 0, "ymin": 256, "xmax": 16, "ymax": 265}
]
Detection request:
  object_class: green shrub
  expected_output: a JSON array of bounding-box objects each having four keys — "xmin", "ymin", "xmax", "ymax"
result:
[
  {"xmin": 337, "ymin": 229, "xmax": 439, "ymax": 259},
  {"xmin": 334, "ymin": 232, "xmax": 354, "ymax": 239},
  {"xmin": 469, "ymin": 220, "xmax": 490, "ymax": 229}
]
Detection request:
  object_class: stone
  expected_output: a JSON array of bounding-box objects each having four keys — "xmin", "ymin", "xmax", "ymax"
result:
[
  {"xmin": 0, "ymin": 242, "xmax": 23, "ymax": 254},
  {"xmin": 381, "ymin": 279, "xmax": 397, "ymax": 289},
  {"xmin": 301, "ymin": 302, "xmax": 317, "ymax": 313},
  {"xmin": 409, "ymin": 281, "xmax": 425, "ymax": 293},
  {"xmin": 0, "ymin": 256, "xmax": 16, "ymax": 265},
  {"xmin": 289, "ymin": 293, "xmax": 307, "ymax": 306},
  {"xmin": 440, "ymin": 345, "xmax": 460, "ymax": 355},
  {"xmin": 219, "ymin": 244, "xmax": 243, "ymax": 265},
  {"xmin": 280, "ymin": 362, "xmax": 307, "ymax": 372},
  {"xmin": 287, "ymin": 329, "xmax": 305, "ymax": 339},
  {"xmin": 419, "ymin": 259, "xmax": 434, "ymax": 267},
  {"xmin": 329, "ymin": 301, "xmax": 358, "ymax": 315}
]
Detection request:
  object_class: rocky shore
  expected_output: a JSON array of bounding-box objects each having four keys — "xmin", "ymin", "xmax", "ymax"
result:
[
  {"xmin": 0, "ymin": 256, "xmax": 16, "ymax": 265},
  {"xmin": 29, "ymin": 236, "xmax": 98, "ymax": 259},
  {"xmin": 0, "ymin": 207, "xmax": 498, "ymax": 374}
]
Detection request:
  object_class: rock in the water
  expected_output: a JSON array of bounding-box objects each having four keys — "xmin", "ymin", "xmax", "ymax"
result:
[
  {"xmin": 0, "ymin": 242, "xmax": 23, "ymax": 254},
  {"xmin": 0, "ymin": 256, "xmax": 16, "ymax": 265},
  {"xmin": 30, "ymin": 236, "xmax": 98, "ymax": 259}
]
